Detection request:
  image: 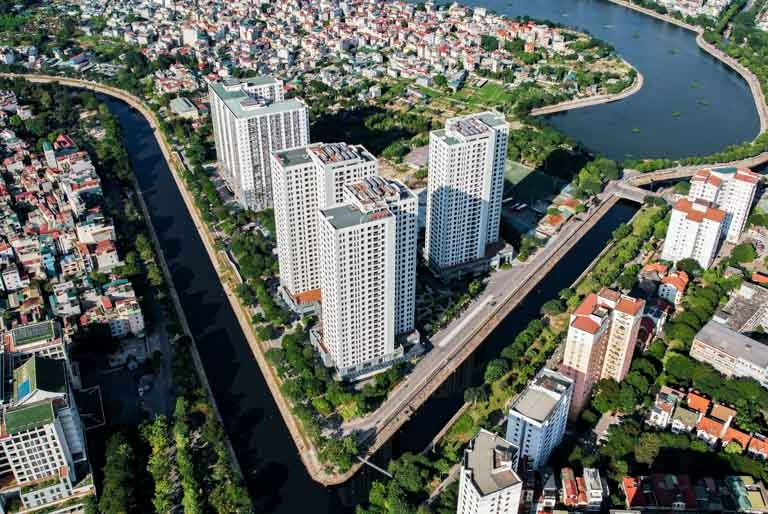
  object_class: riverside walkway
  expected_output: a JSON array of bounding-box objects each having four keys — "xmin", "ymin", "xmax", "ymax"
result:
[{"xmin": 530, "ymin": 66, "xmax": 644, "ymax": 116}]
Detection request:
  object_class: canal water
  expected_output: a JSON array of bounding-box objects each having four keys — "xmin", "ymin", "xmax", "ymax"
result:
[{"xmin": 101, "ymin": 1, "xmax": 759, "ymax": 512}]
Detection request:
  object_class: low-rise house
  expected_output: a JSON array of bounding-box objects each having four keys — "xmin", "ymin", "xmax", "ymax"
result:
[
  {"xmin": 658, "ymin": 270, "xmax": 688, "ymax": 306},
  {"xmin": 671, "ymin": 405, "xmax": 699, "ymax": 434},
  {"xmin": 622, "ymin": 474, "xmax": 697, "ymax": 511},
  {"xmin": 723, "ymin": 427, "xmax": 751, "ymax": 453},
  {"xmin": 646, "ymin": 387, "xmax": 683, "ymax": 430},
  {"xmin": 749, "ymin": 434, "xmax": 768, "ymax": 460},
  {"xmin": 687, "ymin": 392, "xmax": 711, "ymax": 415},
  {"xmin": 697, "ymin": 416, "xmax": 726, "ymax": 446},
  {"xmin": 727, "ymin": 476, "xmax": 768, "ymax": 514}
]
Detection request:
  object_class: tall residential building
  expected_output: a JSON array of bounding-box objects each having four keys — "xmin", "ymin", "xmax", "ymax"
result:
[
  {"xmin": 457, "ymin": 429, "xmax": 522, "ymax": 514},
  {"xmin": 342, "ymin": 176, "xmax": 418, "ymax": 335},
  {"xmin": 424, "ymin": 112, "xmax": 508, "ymax": 272},
  {"xmin": 316, "ymin": 184, "xmax": 399, "ymax": 379},
  {"xmin": 688, "ymin": 167, "xmax": 760, "ymax": 243},
  {"xmin": 0, "ymin": 355, "xmax": 94, "ymax": 511},
  {"xmin": 209, "ymin": 76, "xmax": 309, "ymax": 211},
  {"xmin": 505, "ymin": 368, "xmax": 572, "ymax": 470},
  {"xmin": 271, "ymin": 143, "xmax": 378, "ymax": 309},
  {"xmin": 560, "ymin": 288, "xmax": 644, "ymax": 418},
  {"xmin": 661, "ymin": 198, "xmax": 725, "ymax": 269}
]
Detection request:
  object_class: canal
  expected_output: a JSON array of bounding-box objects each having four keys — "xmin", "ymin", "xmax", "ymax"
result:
[
  {"xmin": 104, "ymin": 93, "xmax": 636, "ymax": 512},
  {"xmin": 102, "ymin": 0, "xmax": 759, "ymax": 512}
]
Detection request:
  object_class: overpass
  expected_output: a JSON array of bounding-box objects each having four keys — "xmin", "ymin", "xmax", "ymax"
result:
[{"xmin": 624, "ymin": 151, "xmax": 768, "ymax": 186}]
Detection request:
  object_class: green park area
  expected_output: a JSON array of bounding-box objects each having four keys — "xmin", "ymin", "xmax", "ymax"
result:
[{"xmin": 453, "ymin": 81, "xmax": 515, "ymax": 106}]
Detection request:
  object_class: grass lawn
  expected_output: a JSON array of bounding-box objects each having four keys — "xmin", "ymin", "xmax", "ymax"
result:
[
  {"xmin": 455, "ymin": 82, "xmax": 514, "ymax": 107},
  {"xmin": 338, "ymin": 402, "xmax": 360, "ymax": 422},
  {"xmin": 505, "ymin": 161, "xmax": 534, "ymax": 186},
  {"xmin": 508, "ymin": 170, "xmax": 568, "ymax": 204},
  {"xmin": 77, "ymin": 35, "xmax": 130, "ymax": 56}
]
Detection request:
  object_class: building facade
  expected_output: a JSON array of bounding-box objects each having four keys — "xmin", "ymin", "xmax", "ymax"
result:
[
  {"xmin": 209, "ymin": 76, "xmax": 309, "ymax": 210},
  {"xmin": 690, "ymin": 320, "xmax": 768, "ymax": 387},
  {"xmin": 317, "ymin": 189, "xmax": 399, "ymax": 379},
  {"xmin": 0, "ymin": 356, "xmax": 93, "ymax": 512},
  {"xmin": 342, "ymin": 176, "xmax": 417, "ymax": 336},
  {"xmin": 689, "ymin": 167, "xmax": 759, "ymax": 243},
  {"xmin": 424, "ymin": 112, "xmax": 508, "ymax": 272},
  {"xmin": 457, "ymin": 429, "xmax": 522, "ymax": 514},
  {"xmin": 560, "ymin": 288, "xmax": 644, "ymax": 418},
  {"xmin": 661, "ymin": 198, "xmax": 725, "ymax": 269},
  {"xmin": 271, "ymin": 143, "xmax": 378, "ymax": 309},
  {"xmin": 505, "ymin": 368, "xmax": 572, "ymax": 469}
]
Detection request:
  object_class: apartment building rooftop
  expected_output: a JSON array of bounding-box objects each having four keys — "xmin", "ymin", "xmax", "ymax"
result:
[
  {"xmin": 713, "ymin": 282, "xmax": 768, "ymax": 332},
  {"xmin": 11, "ymin": 320, "xmax": 56, "ymax": 347},
  {"xmin": 695, "ymin": 320, "xmax": 768, "ymax": 368},
  {"xmin": 436, "ymin": 111, "xmax": 506, "ymax": 144},
  {"xmin": 274, "ymin": 146, "xmax": 313, "ymax": 168},
  {"xmin": 511, "ymin": 369, "xmax": 571, "ymax": 423},
  {"xmin": 4, "ymin": 400, "xmax": 54, "ymax": 435},
  {"xmin": 309, "ymin": 142, "xmax": 373, "ymax": 166},
  {"xmin": 694, "ymin": 166, "xmax": 760, "ymax": 185},
  {"xmin": 464, "ymin": 429, "xmax": 521, "ymax": 496},
  {"xmin": 345, "ymin": 176, "xmax": 412, "ymax": 213},
  {"xmin": 673, "ymin": 198, "xmax": 726, "ymax": 223},
  {"xmin": 13, "ymin": 356, "xmax": 66, "ymax": 403},
  {"xmin": 321, "ymin": 202, "xmax": 392, "ymax": 231}
]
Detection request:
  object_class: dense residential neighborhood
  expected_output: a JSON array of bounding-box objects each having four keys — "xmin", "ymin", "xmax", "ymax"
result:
[{"xmin": 1, "ymin": 0, "xmax": 768, "ymax": 512}]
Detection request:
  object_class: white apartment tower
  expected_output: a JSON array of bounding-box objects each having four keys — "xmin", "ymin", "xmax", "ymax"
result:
[
  {"xmin": 661, "ymin": 198, "xmax": 725, "ymax": 269},
  {"xmin": 271, "ymin": 143, "xmax": 378, "ymax": 308},
  {"xmin": 209, "ymin": 76, "xmax": 309, "ymax": 210},
  {"xmin": 560, "ymin": 288, "xmax": 645, "ymax": 418},
  {"xmin": 343, "ymin": 176, "xmax": 418, "ymax": 335},
  {"xmin": 424, "ymin": 112, "xmax": 508, "ymax": 271},
  {"xmin": 317, "ymin": 190, "xmax": 398, "ymax": 379},
  {"xmin": 688, "ymin": 167, "xmax": 759, "ymax": 243},
  {"xmin": 0, "ymin": 356, "xmax": 93, "ymax": 511},
  {"xmin": 457, "ymin": 429, "xmax": 523, "ymax": 514},
  {"xmin": 505, "ymin": 369, "xmax": 572, "ymax": 470}
]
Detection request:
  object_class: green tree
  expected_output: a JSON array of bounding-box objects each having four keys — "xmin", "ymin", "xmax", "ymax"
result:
[
  {"xmin": 484, "ymin": 359, "xmax": 509, "ymax": 384},
  {"xmin": 99, "ymin": 433, "xmax": 136, "ymax": 514},
  {"xmin": 464, "ymin": 386, "xmax": 488, "ymax": 405},
  {"xmin": 540, "ymin": 299, "xmax": 565, "ymax": 316},
  {"xmin": 732, "ymin": 243, "xmax": 758, "ymax": 263},
  {"xmin": 725, "ymin": 440, "xmax": 745, "ymax": 454},
  {"xmin": 141, "ymin": 416, "xmax": 178, "ymax": 513},
  {"xmin": 675, "ymin": 258, "xmax": 703, "ymax": 277},
  {"xmin": 635, "ymin": 433, "xmax": 662, "ymax": 465}
]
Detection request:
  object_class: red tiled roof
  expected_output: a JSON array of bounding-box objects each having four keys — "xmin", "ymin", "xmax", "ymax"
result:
[
  {"xmin": 687, "ymin": 392, "xmax": 710, "ymax": 414},
  {"xmin": 722, "ymin": 428, "xmax": 750, "ymax": 450},
  {"xmin": 673, "ymin": 198, "xmax": 726, "ymax": 223},
  {"xmin": 642, "ymin": 262, "xmax": 669, "ymax": 275},
  {"xmin": 698, "ymin": 417, "xmax": 725, "ymax": 438},
  {"xmin": 710, "ymin": 404, "xmax": 736, "ymax": 422},
  {"xmin": 616, "ymin": 296, "xmax": 644, "ymax": 316},
  {"xmin": 734, "ymin": 167, "xmax": 760, "ymax": 184},
  {"xmin": 749, "ymin": 435, "xmax": 768, "ymax": 456},
  {"xmin": 572, "ymin": 316, "xmax": 601, "ymax": 335},
  {"xmin": 753, "ymin": 273, "xmax": 768, "ymax": 285},
  {"xmin": 574, "ymin": 293, "xmax": 597, "ymax": 316},
  {"xmin": 661, "ymin": 271, "xmax": 689, "ymax": 292}
]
